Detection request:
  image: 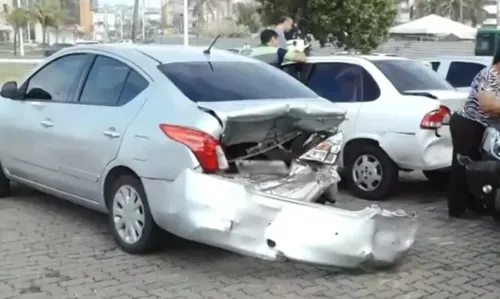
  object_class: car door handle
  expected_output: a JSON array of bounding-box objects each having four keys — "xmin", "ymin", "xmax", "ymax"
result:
[
  {"xmin": 103, "ymin": 130, "xmax": 120, "ymax": 138},
  {"xmin": 40, "ymin": 120, "xmax": 53, "ymax": 128}
]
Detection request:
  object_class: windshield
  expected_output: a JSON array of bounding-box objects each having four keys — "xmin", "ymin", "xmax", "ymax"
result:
[
  {"xmin": 475, "ymin": 33, "xmax": 495, "ymax": 56},
  {"xmin": 158, "ymin": 61, "xmax": 318, "ymax": 102},
  {"xmin": 372, "ymin": 59, "xmax": 454, "ymax": 92}
]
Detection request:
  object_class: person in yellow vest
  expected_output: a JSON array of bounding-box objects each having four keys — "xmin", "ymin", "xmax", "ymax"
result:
[{"xmin": 249, "ymin": 29, "xmax": 307, "ymax": 68}]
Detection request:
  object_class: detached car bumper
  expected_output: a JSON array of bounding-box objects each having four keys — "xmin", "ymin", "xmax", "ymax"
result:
[{"xmin": 142, "ymin": 167, "xmax": 418, "ymax": 268}]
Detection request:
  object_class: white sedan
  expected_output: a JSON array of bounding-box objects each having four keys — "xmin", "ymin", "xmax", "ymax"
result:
[
  {"xmin": 424, "ymin": 56, "xmax": 491, "ymax": 92},
  {"xmin": 284, "ymin": 55, "xmax": 468, "ymax": 200}
]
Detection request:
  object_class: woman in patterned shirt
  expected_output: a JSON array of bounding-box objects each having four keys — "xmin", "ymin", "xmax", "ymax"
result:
[{"xmin": 448, "ymin": 53, "xmax": 500, "ymax": 218}]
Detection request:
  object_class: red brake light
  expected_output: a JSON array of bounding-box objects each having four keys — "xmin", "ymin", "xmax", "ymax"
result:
[
  {"xmin": 159, "ymin": 124, "xmax": 228, "ymax": 173},
  {"xmin": 420, "ymin": 106, "xmax": 450, "ymax": 129}
]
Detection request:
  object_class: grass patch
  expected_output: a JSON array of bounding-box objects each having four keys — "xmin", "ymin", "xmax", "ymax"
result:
[{"xmin": 0, "ymin": 63, "xmax": 39, "ymax": 84}]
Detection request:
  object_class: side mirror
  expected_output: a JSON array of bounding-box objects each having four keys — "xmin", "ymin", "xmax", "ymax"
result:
[{"xmin": 0, "ymin": 81, "xmax": 18, "ymax": 99}]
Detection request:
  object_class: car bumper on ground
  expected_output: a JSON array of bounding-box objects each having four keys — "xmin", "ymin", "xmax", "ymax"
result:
[{"xmin": 142, "ymin": 167, "xmax": 418, "ymax": 268}]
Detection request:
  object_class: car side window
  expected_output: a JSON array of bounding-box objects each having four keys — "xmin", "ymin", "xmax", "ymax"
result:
[
  {"xmin": 430, "ymin": 61, "xmax": 440, "ymax": 71},
  {"xmin": 446, "ymin": 62, "xmax": 486, "ymax": 88},
  {"xmin": 362, "ymin": 68, "xmax": 381, "ymax": 102},
  {"xmin": 79, "ymin": 56, "xmax": 130, "ymax": 106},
  {"xmin": 25, "ymin": 54, "xmax": 88, "ymax": 101},
  {"xmin": 307, "ymin": 63, "xmax": 362, "ymax": 103},
  {"xmin": 117, "ymin": 69, "xmax": 149, "ymax": 106},
  {"xmin": 282, "ymin": 64, "xmax": 302, "ymax": 81}
]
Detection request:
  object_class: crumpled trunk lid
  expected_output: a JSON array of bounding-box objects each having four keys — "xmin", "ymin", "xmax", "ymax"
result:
[
  {"xmin": 403, "ymin": 89, "xmax": 468, "ymax": 112},
  {"xmin": 197, "ymin": 99, "xmax": 346, "ymax": 145}
]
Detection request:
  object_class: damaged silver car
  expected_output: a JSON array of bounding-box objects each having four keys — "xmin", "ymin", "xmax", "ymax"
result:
[{"xmin": 0, "ymin": 44, "xmax": 417, "ymax": 268}]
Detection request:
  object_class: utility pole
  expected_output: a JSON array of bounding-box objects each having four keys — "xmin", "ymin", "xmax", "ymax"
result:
[
  {"xmin": 15, "ymin": 0, "xmax": 24, "ymax": 56},
  {"xmin": 119, "ymin": 9, "xmax": 124, "ymax": 39},
  {"xmin": 141, "ymin": 0, "xmax": 145, "ymax": 41},
  {"xmin": 183, "ymin": 0, "xmax": 188, "ymax": 45},
  {"xmin": 459, "ymin": 0, "xmax": 463, "ymax": 23},
  {"xmin": 132, "ymin": 0, "xmax": 140, "ymax": 42},
  {"xmin": 497, "ymin": 0, "xmax": 500, "ymax": 28},
  {"xmin": 104, "ymin": 7, "xmax": 108, "ymax": 41}
]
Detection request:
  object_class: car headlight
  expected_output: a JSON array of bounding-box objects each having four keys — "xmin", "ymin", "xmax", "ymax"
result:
[
  {"xmin": 483, "ymin": 128, "xmax": 500, "ymax": 159},
  {"xmin": 299, "ymin": 131, "xmax": 344, "ymax": 164}
]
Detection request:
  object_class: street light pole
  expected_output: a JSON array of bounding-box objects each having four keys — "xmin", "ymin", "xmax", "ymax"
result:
[
  {"xmin": 15, "ymin": 0, "xmax": 24, "ymax": 56},
  {"xmin": 132, "ymin": 0, "xmax": 140, "ymax": 42},
  {"xmin": 183, "ymin": 0, "xmax": 188, "ymax": 46},
  {"xmin": 497, "ymin": 0, "xmax": 500, "ymax": 28}
]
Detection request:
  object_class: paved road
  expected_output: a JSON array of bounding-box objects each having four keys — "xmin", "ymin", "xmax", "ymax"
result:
[{"xmin": 1, "ymin": 173, "xmax": 500, "ymax": 299}]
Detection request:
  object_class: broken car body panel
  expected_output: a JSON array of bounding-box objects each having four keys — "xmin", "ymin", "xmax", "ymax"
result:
[
  {"xmin": 144, "ymin": 166, "xmax": 418, "ymax": 268},
  {"xmin": 143, "ymin": 102, "xmax": 418, "ymax": 268}
]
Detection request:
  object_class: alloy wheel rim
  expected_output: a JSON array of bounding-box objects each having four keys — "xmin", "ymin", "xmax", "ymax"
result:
[
  {"xmin": 352, "ymin": 154, "xmax": 383, "ymax": 191},
  {"xmin": 112, "ymin": 185, "xmax": 145, "ymax": 244}
]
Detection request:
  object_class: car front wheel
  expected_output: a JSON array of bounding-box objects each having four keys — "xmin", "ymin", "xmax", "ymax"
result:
[
  {"xmin": 344, "ymin": 144, "xmax": 398, "ymax": 200},
  {"xmin": 108, "ymin": 175, "xmax": 161, "ymax": 254}
]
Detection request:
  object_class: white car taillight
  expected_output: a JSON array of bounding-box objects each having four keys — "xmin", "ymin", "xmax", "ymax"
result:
[{"xmin": 420, "ymin": 106, "xmax": 451, "ymax": 129}]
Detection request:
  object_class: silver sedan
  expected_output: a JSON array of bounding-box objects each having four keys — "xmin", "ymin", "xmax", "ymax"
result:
[{"xmin": 0, "ymin": 44, "xmax": 417, "ymax": 268}]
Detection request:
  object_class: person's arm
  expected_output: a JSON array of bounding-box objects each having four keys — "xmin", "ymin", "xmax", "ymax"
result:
[
  {"xmin": 478, "ymin": 91, "xmax": 500, "ymax": 115},
  {"xmin": 277, "ymin": 48, "xmax": 307, "ymax": 63}
]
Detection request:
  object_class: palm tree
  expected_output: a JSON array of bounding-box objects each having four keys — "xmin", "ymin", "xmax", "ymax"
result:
[
  {"xmin": 415, "ymin": 0, "xmax": 486, "ymax": 26},
  {"xmin": 29, "ymin": 0, "xmax": 64, "ymax": 46},
  {"xmin": 190, "ymin": 0, "xmax": 221, "ymax": 31},
  {"xmin": 4, "ymin": 8, "xmax": 30, "ymax": 56}
]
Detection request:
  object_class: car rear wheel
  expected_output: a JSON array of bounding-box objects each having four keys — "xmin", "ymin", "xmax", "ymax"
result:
[
  {"xmin": 344, "ymin": 144, "xmax": 398, "ymax": 200},
  {"xmin": 108, "ymin": 175, "xmax": 161, "ymax": 254},
  {"xmin": 422, "ymin": 170, "xmax": 449, "ymax": 186}
]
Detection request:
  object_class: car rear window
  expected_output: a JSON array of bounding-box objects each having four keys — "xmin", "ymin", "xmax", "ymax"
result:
[
  {"xmin": 372, "ymin": 59, "xmax": 454, "ymax": 92},
  {"xmin": 157, "ymin": 61, "xmax": 318, "ymax": 102}
]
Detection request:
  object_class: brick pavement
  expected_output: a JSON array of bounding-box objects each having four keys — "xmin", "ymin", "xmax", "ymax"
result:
[{"xmin": 1, "ymin": 173, "xmax": 500, "ymax": 299}]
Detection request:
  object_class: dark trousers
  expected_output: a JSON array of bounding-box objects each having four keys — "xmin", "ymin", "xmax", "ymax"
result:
[{"xmin": 448, "ymin": 113, "xmax": 486, "ymax": 216}]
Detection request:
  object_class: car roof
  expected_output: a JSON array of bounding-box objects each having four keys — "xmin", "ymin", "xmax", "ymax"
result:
[
  {"xmin": 306, "ymin": 55, "xmax": 409, "ymax": 63},
  {"xmin": 425, "ymin": 56, "xmax": 492, "ymax": 64},
  {"xmin": 61, "ymin": 44, "xmax": 255, "ymax": 64}
]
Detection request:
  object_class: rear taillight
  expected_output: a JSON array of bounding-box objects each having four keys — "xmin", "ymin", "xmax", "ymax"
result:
[
  {"xmin": 159, "ymin": 124, "xmax": 228, "ymax": 173},
  {"xmin": 420, "ymin": 106, "xmax": 450, "ymax": 129}
]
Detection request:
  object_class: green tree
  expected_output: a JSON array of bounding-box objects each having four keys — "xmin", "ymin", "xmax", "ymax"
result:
[
  {"xmin": 30, "ymin": 0, "xmax": 65, "ymax": 46},
  {"xmin": 4, "ymin": 8, "xmax": 30, "ymax": 56},
  {"xmin": 190, "ymin": 0, "xmax": 220, "ymax": 31},
  {"xmin": 234, "ymin": 2, "xmax": 262, "ymax": 33},
  {"xmin": 257, "ymin": 0, "xmax": 397, "ymax": 53}
]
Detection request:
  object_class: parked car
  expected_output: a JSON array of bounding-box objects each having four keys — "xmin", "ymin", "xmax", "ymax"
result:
[
  {"xmin": 424, "ymin": 56, "xmax": 491, "ymax": 92},
  {"xmin": 226, "ymin": 47, "xmax": 253, "ymax": 56},
  {"xmin": 283, "ymin": 56, "xmax": 468, "ymax": 200},
  {"xmin": 0, "ymin": 44, "xmax": 417, "ymax": 268},
  {"xmin": 43, "ymin": 43, "xmax": 74, "ymax": 57},
  {"xmin": 44, "ymin": 40, "xmax": 99, "ymax": 57}
]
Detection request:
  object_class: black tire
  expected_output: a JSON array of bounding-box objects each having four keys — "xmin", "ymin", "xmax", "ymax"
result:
[
  {"xmin": 107, "ymin": 175, "xmax": 161, "ymax": 254},
  {"xmin": 344, "ymin": 144, "xmax": 398, "ymax": 200},
  {"xmin": 0, "ymin": 164, "xmax": 10, "ymax": 198},
  {"xmin": 422, "ymin": 170, "xmax": 449, "ymax": 186}
]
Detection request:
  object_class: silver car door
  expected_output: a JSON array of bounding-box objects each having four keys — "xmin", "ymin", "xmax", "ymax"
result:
[
  {"xmin": 47, "ymin": 55, "xmax": 150, "ymax": 202},
  {"xmin": 0, "ymin": 54, "xmax": 91, "ymax": 185}
]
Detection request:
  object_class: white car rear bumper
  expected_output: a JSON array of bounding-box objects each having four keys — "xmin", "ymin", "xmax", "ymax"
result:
[{"xmin": 382, "ymin": 126, "xmax": 452, "ymax": 171}]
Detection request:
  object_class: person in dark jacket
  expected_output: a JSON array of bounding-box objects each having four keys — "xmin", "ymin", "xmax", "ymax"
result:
[{"xmin": 448, "ymin": 52, "xmax": 500, "ymax": 217}]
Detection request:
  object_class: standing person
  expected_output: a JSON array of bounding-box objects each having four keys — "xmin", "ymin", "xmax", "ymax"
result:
[
  {"xmin": 448, "ymin": 53, "xmax": 500, "ymax": 218},
  {"xmin": 275, "ymin": 16, "xmax": 294, "ymax": 49},
  {"xmin": 249, "ymin": 29, "xmax": 306, "ymax": 67}
]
